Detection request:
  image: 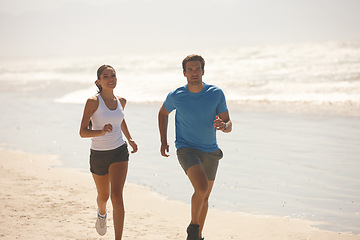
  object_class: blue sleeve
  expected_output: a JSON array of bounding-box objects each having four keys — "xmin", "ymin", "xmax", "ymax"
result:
[
  {"xmin": 163, "ymin": 92, "xmax": 175, "ymax": 113},
  {"xmin": 216, "ymin": 89, "xmax": 228, "ymax": 114}
]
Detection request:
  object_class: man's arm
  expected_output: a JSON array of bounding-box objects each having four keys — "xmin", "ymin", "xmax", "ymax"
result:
[
  {"xmin": 214, "ymin": 110, "xmax": 232, "ymax": 133},
  {"xmin": 158, "ymin": 105, "xmax": 171, "ymax": 157}
]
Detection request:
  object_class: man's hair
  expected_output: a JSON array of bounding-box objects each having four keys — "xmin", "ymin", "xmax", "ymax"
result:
[{"xmin": 182, "ymin": 54, "xmax": 205, "ymax": 72}]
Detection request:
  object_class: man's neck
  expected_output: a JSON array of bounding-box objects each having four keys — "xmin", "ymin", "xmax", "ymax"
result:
[{"xmin": 187, "ymin": 82, "xmax": 204, "ymax": 93}]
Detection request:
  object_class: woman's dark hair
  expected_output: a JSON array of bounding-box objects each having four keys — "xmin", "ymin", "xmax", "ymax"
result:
[{"xmin": 95, "ymin": 64, "xmax": 115, "ymax": 93}]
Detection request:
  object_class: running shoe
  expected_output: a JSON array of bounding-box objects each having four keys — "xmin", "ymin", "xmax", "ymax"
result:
[
  {"xmin": 186, "ymin": 224, "xmax": 200, "ymax": 240},
  {"xmin": 95, "ymin": 213, "xmax": 107, "ymax": 236}
]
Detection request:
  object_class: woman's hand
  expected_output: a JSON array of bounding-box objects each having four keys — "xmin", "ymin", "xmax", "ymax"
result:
[
  {"xmin": 128, "ymin": 139, "xmax": 138, "ymax": 153},
  {"xmin": 101, "ymin": 124, "xmax": 113, "ymax": 135}
]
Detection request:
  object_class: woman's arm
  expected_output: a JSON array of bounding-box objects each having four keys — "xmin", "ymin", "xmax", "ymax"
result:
[
  {"xmin": 120, "ymin": 119, "xmax": 137, "ymax": 153},
  {"xmin": 79, "ymin": 97, "xmax": 112, "ymax": 138},
  {"xmin": 118, "ymin": 97, "xmax": 138, "ymax": 153}
]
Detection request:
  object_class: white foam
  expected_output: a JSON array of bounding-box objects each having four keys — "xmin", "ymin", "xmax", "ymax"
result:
[
  {"xmin": 55, "ymin": 87, "xmax": 96, "ymax": 104},
  {"xmin": 2, "ymin": 41, "xmax": 360, "ymax": 106}
]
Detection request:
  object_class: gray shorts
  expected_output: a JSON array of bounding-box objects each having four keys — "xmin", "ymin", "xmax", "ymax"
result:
[
  {"xmin": 90, "ymin": 143, "xmax": 129, "ymax": 176},
  {"xmin": 176, "ymin": 147, "xmax": 223, "ymax": 181}
]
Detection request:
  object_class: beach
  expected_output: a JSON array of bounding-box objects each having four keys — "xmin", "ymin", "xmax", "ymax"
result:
[
  {"xmin": 1, "ymin": 147, "xmax": 359, "ymax": 240},
  {"xmin": 1, "ymin": 41, "xmax": 360, "ymax": 238},
  {"xmin": 0, "ymin": 95, "xmax": 359, "ymax": 239}
]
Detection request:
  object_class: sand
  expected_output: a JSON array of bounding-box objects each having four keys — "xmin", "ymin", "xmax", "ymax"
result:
[{"xmin": 0, "ymin": 148, "xmax": 359, "ymax": 240}]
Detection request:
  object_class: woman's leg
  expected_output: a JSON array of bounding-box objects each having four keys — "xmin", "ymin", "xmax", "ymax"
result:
[
  {"xmin": 109, "ymin": 161, "xmax": 128, "ymax": 240},
  {"xmin": 92, "ymin": 173, "xmax": 110, "ymax": 215}
]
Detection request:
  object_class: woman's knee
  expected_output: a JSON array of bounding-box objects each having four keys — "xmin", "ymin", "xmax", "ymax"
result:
[
  {"xmin": 98, "ymin": 192, "xmax": 110, "ymax": 203},
  {"xmin": 111, "ymin": 189, "xmax": 124, "ymax": 205}
]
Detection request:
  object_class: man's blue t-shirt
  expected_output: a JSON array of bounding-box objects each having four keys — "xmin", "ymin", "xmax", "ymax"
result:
[{"xmin": 163, "ymin": 83, "xmax": 228, "ymax": 152}]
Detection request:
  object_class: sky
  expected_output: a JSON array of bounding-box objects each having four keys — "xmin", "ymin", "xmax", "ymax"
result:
[{"xmin": 0, "ymin": 0, "xmax": 359, "ymax": 58}]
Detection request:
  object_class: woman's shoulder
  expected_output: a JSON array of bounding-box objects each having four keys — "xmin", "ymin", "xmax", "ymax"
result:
[
  {"xmin": 88, "ymin": 94, "xmax": 99, "ymax": 102},
  {"xmin": 85, "ymin": 95, "xmax": 99, "ymax": 107},
  {"xmin": 117, "ymin": 96, "xmax": 126, "ymax": 102},
  {"xmin": 117, "ymin": 96, "xmax": 127, "ymax": 109}
]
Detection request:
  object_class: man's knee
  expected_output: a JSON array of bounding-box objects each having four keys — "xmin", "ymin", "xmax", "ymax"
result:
[{"xmin": 195, "ymin": 181, "xmax": 209, "ymax": 197}]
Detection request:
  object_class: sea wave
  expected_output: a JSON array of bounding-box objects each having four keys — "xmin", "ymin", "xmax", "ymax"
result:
[{"xmin": 1, "ymin": 41, "xmax": 360, "ymax": 106}]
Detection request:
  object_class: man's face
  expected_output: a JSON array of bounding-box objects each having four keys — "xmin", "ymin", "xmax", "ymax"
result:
[{"xmin": 183, "ymin": 61, "xmax": 204, "ymax": 86}]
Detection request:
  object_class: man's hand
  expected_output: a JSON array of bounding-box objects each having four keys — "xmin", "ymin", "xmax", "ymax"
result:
[
  {"xmin": 213, "ymin": 116, "xmax": 226, "ymax": 131},
  {"xmin": 160, "ymin": 143, "xmax": 170, "ymax": 157}
]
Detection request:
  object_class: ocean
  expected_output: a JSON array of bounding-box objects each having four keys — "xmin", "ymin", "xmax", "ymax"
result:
[
  {"xmin": 1, "ymin": 41, "xmax": 359, "ymax": 106},
  {"xmin": 0, "ymin": 41, "xmax": 359, "ymax": 234}
]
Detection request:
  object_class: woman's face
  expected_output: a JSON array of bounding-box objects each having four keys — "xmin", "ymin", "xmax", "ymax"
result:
[{"xmin": 98, "ymin": 67, "xmax": 117, "ymax": 90}]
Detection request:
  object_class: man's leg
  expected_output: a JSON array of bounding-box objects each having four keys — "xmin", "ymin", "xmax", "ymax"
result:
[
  {"xmin": 198, "ymin": 181, "xmax": 214, "ymax": 238},
  {"xmin": 186, "ymin": 164, "xmax": 209, "ymax": 225}
]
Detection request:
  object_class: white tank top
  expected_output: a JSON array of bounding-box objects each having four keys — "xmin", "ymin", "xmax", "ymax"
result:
[{"xmin": 90, "ymin": 94, "xmax": 125, "ymax": 151}]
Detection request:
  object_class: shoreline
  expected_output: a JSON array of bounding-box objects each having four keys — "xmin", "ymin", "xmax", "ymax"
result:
[
  {"xmin": 226, "ymin": 100, "xmax": 360, "ymax": 118},
  {"xmin": 1, "ymin": 87, "xmax": 359, "ymax": 235},
  {"xmin": 1, "ymin": 148, "xmax": 359, "ymax": 239}
]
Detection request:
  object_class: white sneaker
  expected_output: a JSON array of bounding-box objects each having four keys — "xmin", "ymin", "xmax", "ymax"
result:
[{"xmin": 95, "ymin": 213, "xmax": 107, "ymax": 236}]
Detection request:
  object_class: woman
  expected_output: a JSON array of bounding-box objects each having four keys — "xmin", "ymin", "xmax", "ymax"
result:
[{"xmin": 79, "ymin": 65, "xmax": 138, "ymax": 239}]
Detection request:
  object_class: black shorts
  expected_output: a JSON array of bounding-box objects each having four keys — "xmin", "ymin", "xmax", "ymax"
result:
[
  {"xmin": 90, "ymin": 143, "xmax": 129, "ymax": 176},
  {"xmin": 176, "ymin": 147, "xmax": 223, "ymax": 181}
]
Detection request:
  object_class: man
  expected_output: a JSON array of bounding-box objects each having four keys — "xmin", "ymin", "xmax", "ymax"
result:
[{"xmin": 158, "ymin": 54, "xmax": 232, "ymax": 240}]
